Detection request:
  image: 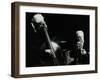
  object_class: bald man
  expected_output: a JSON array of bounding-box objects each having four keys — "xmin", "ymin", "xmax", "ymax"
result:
[{"xmin": 27, "ymin": 13, "xmax": 65, "ymax": 66}]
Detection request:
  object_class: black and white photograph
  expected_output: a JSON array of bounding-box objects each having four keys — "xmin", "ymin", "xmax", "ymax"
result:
[
  {"xmin": 11, "ymin": 2, "xmax": 97, "ymax": 78},
  {"xmin": 26, "ymin": 13, "xmax": 90, "ymax": 67}
]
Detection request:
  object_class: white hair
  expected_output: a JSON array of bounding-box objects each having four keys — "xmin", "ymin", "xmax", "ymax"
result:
[{"xmin": 76, "ymin": 30, "xmax": 84, "ymax": 37}]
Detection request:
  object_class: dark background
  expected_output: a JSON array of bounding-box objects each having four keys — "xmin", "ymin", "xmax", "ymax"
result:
[{"xmin": 26, "ymin": 12, "xmax": 89, "ymax": 67}]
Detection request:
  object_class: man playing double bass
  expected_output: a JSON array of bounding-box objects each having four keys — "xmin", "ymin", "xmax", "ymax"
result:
[{"xmin": 27, "ymin": 14, "xmax": 65, "ymax": 66}]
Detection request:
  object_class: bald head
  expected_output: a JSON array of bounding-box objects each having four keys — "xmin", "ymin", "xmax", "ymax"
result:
[
  {"xmin": 31, "ymin": 14, "xmax": 47, "ymax": 32},
  {"xmin": 32, "ymin": 14, "xmax": 45, "ymax": 23}
]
